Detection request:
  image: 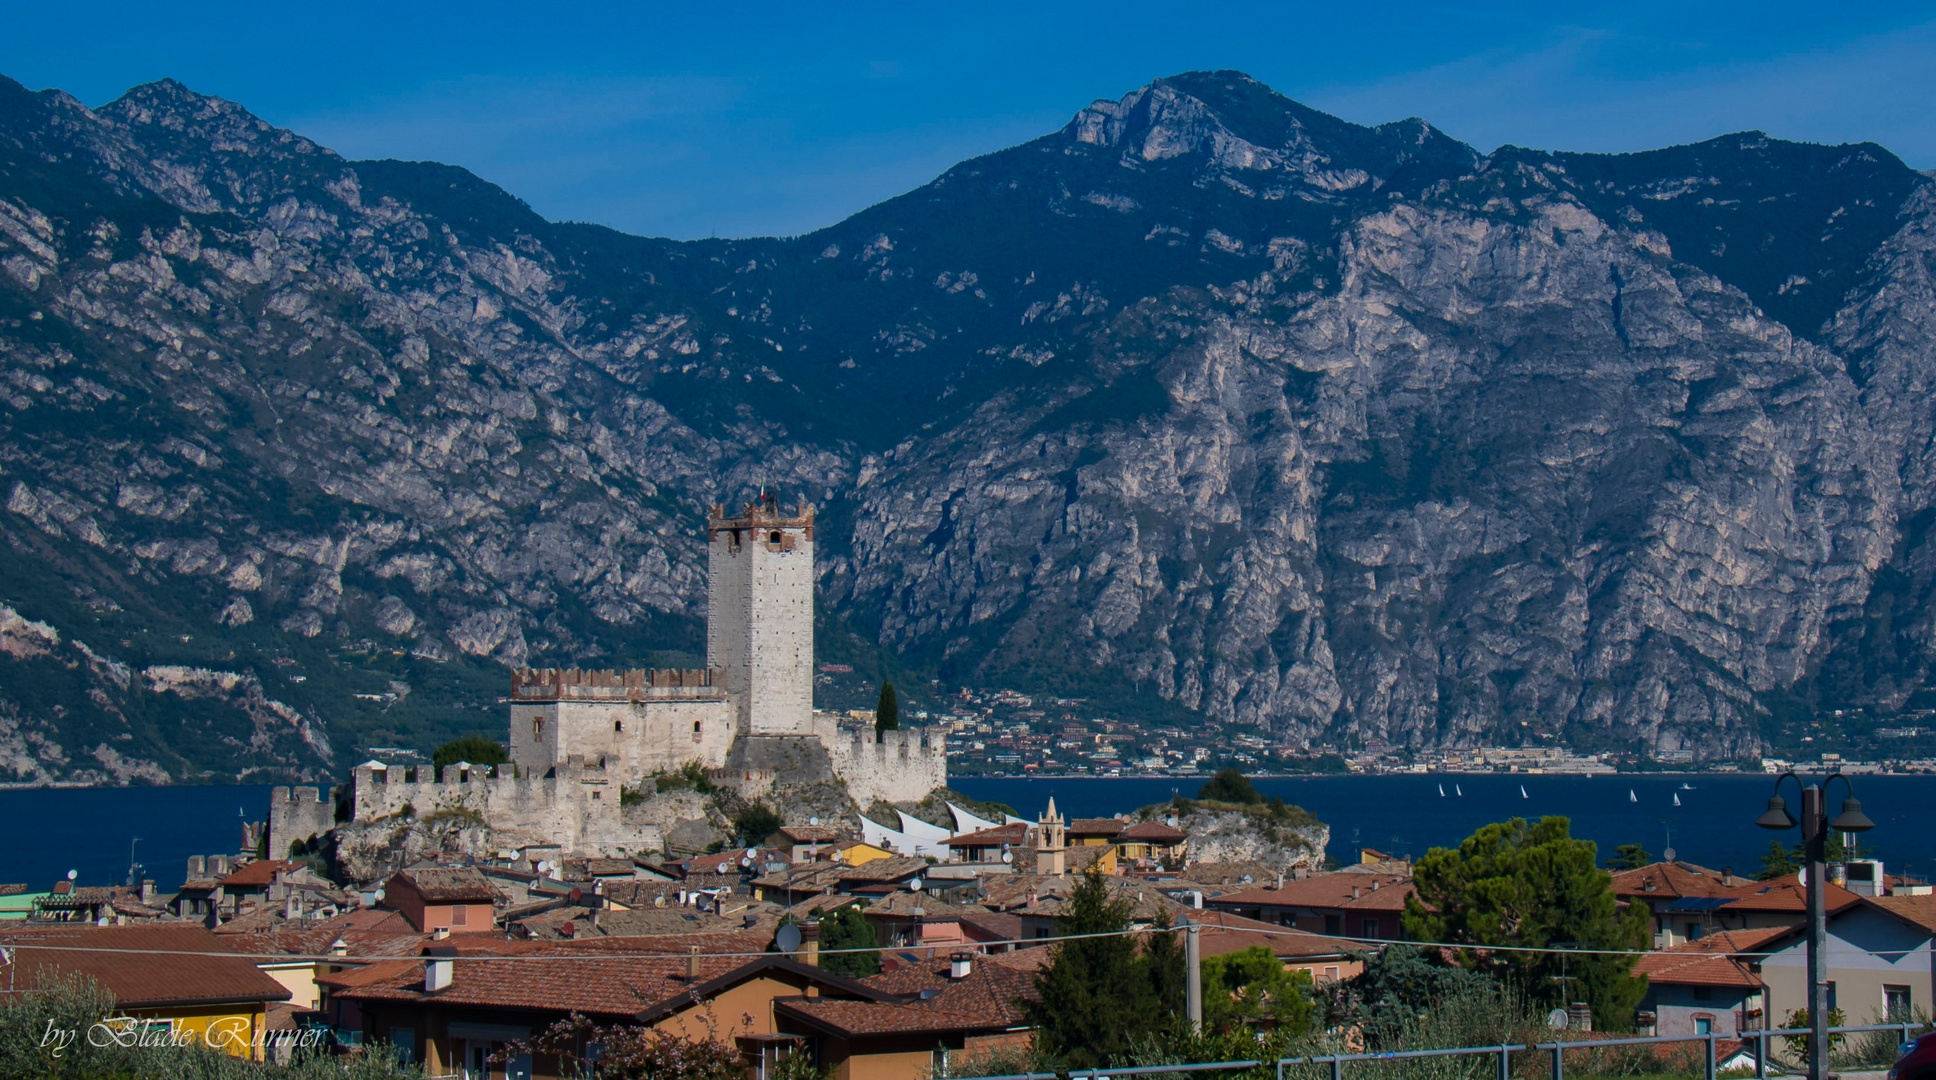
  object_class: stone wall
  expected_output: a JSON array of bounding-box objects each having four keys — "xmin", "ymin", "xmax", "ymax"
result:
[
  {"xmin": 508, "ymin": 697, "xmax": 735, "ymax": 786},
  {"xmin": 346, "ymin": 758, "xmax": 658, "ymax": 856},
  {"xmin": 268, "ymin": 784, "xmax": 336, "ymax": 859},
  {"xmin": 825, "ymin": 723, "xmax": 948, "ymax": 805}
]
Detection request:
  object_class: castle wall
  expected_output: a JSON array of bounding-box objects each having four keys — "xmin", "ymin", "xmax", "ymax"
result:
[
  {"xmin": 509, "ymin": 698, "xmax": 734, "ymax": 786},
  {"xmin": 268, "ymin": 785, "xmax": 336, "ymax": 859},
  {"xmin": 344, "ymin": 760, "xmax": 659, "ymax": 860},
  {"xmin": 824, "ymin": 722, "xmax": 948, "ymax": 806}
]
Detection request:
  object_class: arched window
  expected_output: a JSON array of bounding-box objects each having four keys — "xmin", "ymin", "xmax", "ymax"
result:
[
  {"xmin": 614, "ymin": 720, "xmax": 623, "ymax": 733},
  {"xmin": 693, "ymin": 720, "xmax": 703, "ymax": 734}
]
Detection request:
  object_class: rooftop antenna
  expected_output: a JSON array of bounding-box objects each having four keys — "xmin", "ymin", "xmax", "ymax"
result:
[{"xmin": 126, "ymin": 837, "xmax": 142, "ymax": 888}]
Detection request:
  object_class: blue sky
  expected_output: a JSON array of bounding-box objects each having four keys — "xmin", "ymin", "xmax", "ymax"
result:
[{"xmin": 5, "ymin": 2, "xmax": 1932, "ymax": 240}]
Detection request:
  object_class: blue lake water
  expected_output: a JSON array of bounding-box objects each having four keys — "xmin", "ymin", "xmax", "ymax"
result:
[
  {"xmin": 953, "ymin": 773, "xmax": 1936, "ymax": 878},
  {"xmin": 1, "ymin": 773, "xmax": 1931, "ymax": 893},
  {"xmin": 0, "ymin": 784, "xmax": 277, "ymax": 893}
]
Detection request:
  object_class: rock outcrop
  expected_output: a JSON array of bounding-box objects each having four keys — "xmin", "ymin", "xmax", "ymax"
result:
[{"xmin": 2, "ymin": 69, "xmax": 1934, "ymax": 776}]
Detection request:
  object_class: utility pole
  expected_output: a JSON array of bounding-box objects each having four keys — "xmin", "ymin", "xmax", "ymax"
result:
[{"xmin": 1185, "ymin": 916, "xmax": 1202, "ymax": 1033}]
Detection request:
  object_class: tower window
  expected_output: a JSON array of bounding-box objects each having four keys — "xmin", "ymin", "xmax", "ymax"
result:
[
  {"xmin": 614, "ymin": 720, "xmax": 624, "ymax": 733},
  {"xmin": 533, "ymin": 718, "xmax": 545, "ymax": 738},
  {"xmin": 693, "ymin": 721, "xmax": 703, "ymax": 735},
  {"xmin": 769, "ymin": 531, "xmax": 782, "ymax": 544}
]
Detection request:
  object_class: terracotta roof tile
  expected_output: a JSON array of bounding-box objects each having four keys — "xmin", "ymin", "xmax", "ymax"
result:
[
  {"xmin": 391, "ymin": 867, "xmax": 499, "ymax": 903},
  {"xmin": 0, "ymin": 924, "xmax": 291, "ymax": 1008},
  {"xmin": 1122, "ymin": 821, "xmax": 1188, "ymax": 842},
  {"xmin": 1207, "ymin": 873, "xmax": 1415, "ymax": 912},
  {"xmin": 217, "ymin": 859, "xmax": 294, "ymax": 889},
  {"xmin": 776, "ymin": 956, "xmax": 1036, "ymax": 1037}
]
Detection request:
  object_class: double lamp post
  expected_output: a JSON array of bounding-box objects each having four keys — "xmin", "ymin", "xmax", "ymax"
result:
[{"xmin": 1755, "ymin": 771, "xmax": 1875, "ymax": 1080}]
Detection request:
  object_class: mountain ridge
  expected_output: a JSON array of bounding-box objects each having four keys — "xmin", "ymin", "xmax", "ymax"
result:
[{"xmin": 1, "ymin": 68, "xmax": 1933, "ymax": 782}]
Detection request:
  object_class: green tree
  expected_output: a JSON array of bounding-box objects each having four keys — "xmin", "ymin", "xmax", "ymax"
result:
[
  {"xmin": 1144, "ymin": 911, "xmax": 1187, "ymax": 1029},
  {"xmin": 1201, "ymin": 945, "xmax": 1317, "ymax": 1032},
  {"xmin": 1028, "ymin": 867, "xmax": 1160, "ymax": 1067},
  {"xmin": 1403, "ymin": 816, "xmax": 1650, "ymax": 1029},
  {"xmin": 875, "ymin": 682, "xmax": 899, "ymax": 740},
  {"xmin": 1607, "ymin": 843, "xmax": 1653, "ymax": 870},
  {"xmin": 1332, "ymin": 945, "xmax": 1501, "ymax": 1048},
  {"xmin": 817, "ymin": 904, "xmax": 881, "ymax": 978},
  {"xmin": 1758, "ymin": 838, "xmax": 1800, "ymax": 880},
  {"xmin": 1197, "ymin": 768, "xmax": 1262, "ymax": 805},
  {"xmin": 431, "ymin": 734, "xmax": 509, "ymax": 777},
  {"xmin": 735, "ymin": 802, "xmax": 782, "ymax": 845}
]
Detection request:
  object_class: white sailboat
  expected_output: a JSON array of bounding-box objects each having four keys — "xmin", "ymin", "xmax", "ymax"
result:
[
  {"xmin": 1629, "ymin": 789, "xmax": 1637, "ymax": 803},
  {"xmin": 1520, "ymin": 784, "xmax": 1529, "ymax": 799},
  {"xmin": 1438, "ymin": 784, "xmax": 1446, "ymax": 797},
  {"xmin": 1673, "ymin": 793, "xmax": 1682, "ymax": 807},
  {"xmin": 1455, "ymin": 784, "xmax": 1463, "ymax": 797}
]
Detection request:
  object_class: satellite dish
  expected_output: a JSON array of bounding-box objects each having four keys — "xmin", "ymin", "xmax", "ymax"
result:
[
  {"xmin": 1548, "ymin": 1008, "xmax": 1570, "ymax": 1030},
  {"xmin": 776, "ymin": 923, "xmax": 803, "ymax": 954},
  {"xmin": 373, "ymin": 887, "xmax": 385, "ymax": 902},
  {"xmin": 1663, "ymin": 848, "xmax": 1677, "ymax": 863},
  {"xmin": 746, "ymin": 848, "xmax": 759, "ymax": 859},
  {"xmin": 1002, "ymin": 851, "xmax": 1014, "ymax": 864},
  {"xmin": 66, "ymin": 870, "xmax": 77, "ymax": 881},
  {"xmin": 809, "ymin": 816, "xmax": 819, "ymax": 826},
  {"xmin": 909, "ymin": 878, "xmax": 923, "ymax": 892},
  {"xmin": 716, "ymin": 861, "xmax": 732, "ymax": 873}
]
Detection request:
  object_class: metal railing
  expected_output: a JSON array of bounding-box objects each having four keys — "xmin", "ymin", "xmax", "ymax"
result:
[{"xmin": 961, "ymin": 1020, "xmax": 1932, "ymax": 1080}]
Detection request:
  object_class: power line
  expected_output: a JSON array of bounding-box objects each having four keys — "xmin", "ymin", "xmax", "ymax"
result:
[{"xmin": 0, "ymin": 919, "xmax": 1875, "ymax": 966}]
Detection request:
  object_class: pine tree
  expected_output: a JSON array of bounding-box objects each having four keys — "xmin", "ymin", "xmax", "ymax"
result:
[
  {"xmin": 1607, "ymin": 843, "xmax": 1653, "ymax": 870},
  {"xmin": 874, "ymin": 682, "xmax": 899, "ymax": 741},
  {"xmin": 1758, "ymin": 838, "xmax": 1799, "ymax": 880},
  {"xmin": 1144, "ymin": 911, "xmax": 1187, "ymax": 1032},
  {"xmin": 816, "ymin": 904, "xmax": 880, "ymax": 978},
  {"xmin": 1403, "ymin": 816, "xmax": 1650, "ymax": 1029},
  {"xmin": 1027, "ymin": 867, "xmax": 1159, "ymax": 1068}
]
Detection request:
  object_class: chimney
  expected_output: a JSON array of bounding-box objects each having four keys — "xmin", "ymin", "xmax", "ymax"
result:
[
  {"xmin": 1275, "ymin": 873, "xmax": 1285, "ymax": 890},
  {"xmin": 801, "ymin": 921, "xmax": 821, "ymax": 969},
  {"xmin": 686, "ymin": 945, "xmax": 702, "ymax": 980},
  {"xmin": 285, "ymin": 894, "xmax": 300, "ymax": 920},
  {"xmin": 1192, "ymin": 890, "xmax": 1204, "ymax": 910},
  {"xmin": 140, "ymin": 879, "xmax": 156, "ymax": 905},
  {"xmin": 1371, "ymin": 880, "xmax": 1380, "ymax": 891},
  {"xmin": 1723, "ymin": 868, "xmax": 1736, "ymax": 886},
  {"xmin": 950, "ymin": 952, "xmax": 973, "ymax": 980},
  {"xmin": 330, "ymin": 937, "xmax": 349, "ymax": 959},
  {"xmin": 1351, "ymin": 886, "xmax": 1361, "ymax": 900},
  {"xmin": 432, "ymin": 926, "xmax": 451, "ymax": 941},
  {"xmin": 425, "ymin": 957, "xmax": 453, "ymax": 992}
]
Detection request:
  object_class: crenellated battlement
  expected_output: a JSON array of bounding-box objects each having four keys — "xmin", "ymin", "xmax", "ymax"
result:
[
  {"xmin": 510, "ymin": 667, "xmax": 727, "ymax": 702},
  {"xmin": 268, "ymin": 784, "xmax": 337, "ymax": 860}
]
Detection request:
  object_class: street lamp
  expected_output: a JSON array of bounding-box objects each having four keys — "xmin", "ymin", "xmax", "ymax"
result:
[{"xmin": 1756, "ymin": 771, "xmax": 1875, "ymax": 1080}]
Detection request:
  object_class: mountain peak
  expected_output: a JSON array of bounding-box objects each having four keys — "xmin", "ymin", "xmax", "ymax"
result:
[{"xmin": 1065, "ymin": 69, "xmax": 1475, "ymax": 193}]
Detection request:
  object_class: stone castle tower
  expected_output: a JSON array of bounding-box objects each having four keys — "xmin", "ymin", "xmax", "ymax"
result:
[
  {"xmin": 296, "ymin": 495, "xmax": 947, "ymax": 863},
  {"xmin": 707, "ymin": 499, "xmax": 814, "ymax": 737}
]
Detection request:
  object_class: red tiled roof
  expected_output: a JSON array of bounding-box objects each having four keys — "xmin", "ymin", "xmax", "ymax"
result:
[
  {"xmin": 216, "ymin": 908, "xmax": 425, "ymax": 959},
  {"xmin": 1068, "ymin": 818, "xmax": 1127, "ymax": 838},
  {"xmin": 946, "ymin": 824, "xmax": 1028, "ymax": 847},
  {"xmin": 1871, "ymin": 894, "xmax": 1936, "ymax": 933},
  {"xmin": 781, "ymin": 825, "xmax": 843, "ymax": 843},
  {"xmin": 0, "ymin": 924, "xmax": 291, "ymax": 1008},
  {"xmin": 1611, "ymin": 861, "xmax": 1733, "ymax": 900},
  {"xmin": 1208, "ymin": 872, "xmax": 1415, "ymax": 912},
  {"xmin": 390, "ymin": 867, "xmax": 499, "ymax": 903},
  {"xmin": 217, "ymin": 860, "xmax": 294, "ymax": 889},
  {"xmin": 1182, "ymin": 910, "xmax": 1374, "ymax": 961},
  {"xmin": 327, "ymin": 941, "xmax": 871, "ymax": 1021},
  {"xmin": 1121, "ymin": 821, "xmax": 1188, "ymax": 843},
  {"xmin": 1717, "ymin": 874, "xmax": 1860, "ymax": 915},
  {"xmin": 776, "ymin": 956, "xmax": 1036, "ymax": 1037}
]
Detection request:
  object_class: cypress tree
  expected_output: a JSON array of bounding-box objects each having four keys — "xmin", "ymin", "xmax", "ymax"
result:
[
  {"xmin": 874, "ymin": 682, "xmax": 899, "ymax": 741},
  {"xmin": 1027, "ymin": 867, "xmax": 1159, "ymax": 1067}
]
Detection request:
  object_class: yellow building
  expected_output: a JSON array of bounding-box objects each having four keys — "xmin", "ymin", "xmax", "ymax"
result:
[{"xmin": 0, "ymin": 923, "xmax": 291, "ymax": 1060}]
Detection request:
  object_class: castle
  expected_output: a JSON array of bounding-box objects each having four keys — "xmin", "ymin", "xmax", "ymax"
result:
[{"xmin": 269, "ymin": 501, "xmax": 946, "ymax": 861}]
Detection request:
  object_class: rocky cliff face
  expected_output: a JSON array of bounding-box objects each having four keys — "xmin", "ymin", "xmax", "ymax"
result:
[{"xmin": 1, "ymin": 70, "xmax": 1932, "ymax": 779}]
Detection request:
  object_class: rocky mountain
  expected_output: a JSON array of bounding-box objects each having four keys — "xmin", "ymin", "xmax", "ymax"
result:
[{"xmin": 2, "ymin": 69, "xmax": 1933, "ymax": 781}]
